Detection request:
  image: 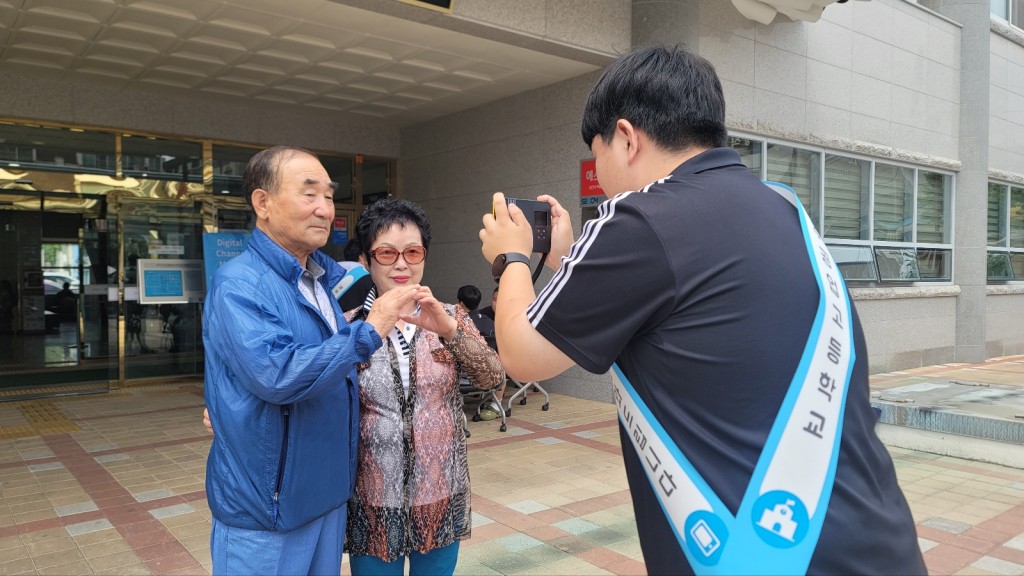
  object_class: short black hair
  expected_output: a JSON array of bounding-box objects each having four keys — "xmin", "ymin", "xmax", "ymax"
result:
[
  {"xmin": 354, "ymin": 199, "xmax": 432, "ymax": 261},
  {"xmin": 581, "ymin": 44, "xmax": 727, "ymax": 152},
  {"xmin": 457, "ymin": 285, "xmax": 482, "ymax": 310},
  {"xmin": 342, "ymin": 240, "xmax": 361, "ymax": 262},
  {"xmin": 241, "ymin": 146, "xmax": 317, "ymax": 209}
]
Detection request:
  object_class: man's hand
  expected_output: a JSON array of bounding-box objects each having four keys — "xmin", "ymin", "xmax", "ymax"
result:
[
  {"xmin": 364, "ymin": 284, "xmax": 421, "ymax": 339},
  {"xmin": 203, "ymin": 408, "xmax": 213, "ymax": 435},
  {"xmin": 535, "ymin": 194, "xmax": 574, "ymax": 269},
  {"xmin": 405, "ymin": 286, "xmax": 458, "ymax": 340},
  {"xmin": 480, "ymin": 192, "xmax": 536, "ymax": 265}
]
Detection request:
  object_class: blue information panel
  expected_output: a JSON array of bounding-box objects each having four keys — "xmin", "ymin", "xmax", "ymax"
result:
[{"xmin": 143, "ymin": 270, "xmax": 184, "ymax": 298}]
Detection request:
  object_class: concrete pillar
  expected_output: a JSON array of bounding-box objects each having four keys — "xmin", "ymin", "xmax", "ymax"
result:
[{"xmin": 932, "ymin": 1, "xmax": 991, "ymax": 362}]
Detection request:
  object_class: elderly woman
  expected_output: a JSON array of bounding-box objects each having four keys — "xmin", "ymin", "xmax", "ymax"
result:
[{"xmin": 345, "ymin": 198, "xmax": 503, "ymax": 576}]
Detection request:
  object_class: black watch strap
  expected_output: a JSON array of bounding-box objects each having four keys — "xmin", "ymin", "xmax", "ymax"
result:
[{"xmin": 492, "ymin": 252, "xmax": 531, "ymax": 282}]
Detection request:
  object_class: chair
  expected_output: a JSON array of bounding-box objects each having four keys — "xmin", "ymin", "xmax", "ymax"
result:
[
  {"xmin": 504, "ymin": 378, "xmax": 550, "ymax": 415},
  {"xmin": 461, "ymin": 376, "xmax": 507, "ymax": 435},
  {"xmin": 478, "ymin": 332, "xmax": 551, "ymax": 419}
]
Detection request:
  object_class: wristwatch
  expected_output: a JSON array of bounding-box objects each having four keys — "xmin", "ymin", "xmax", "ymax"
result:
[{"xmin": 491, "ymin": 253, "xmax": 531, "ymax": 282}]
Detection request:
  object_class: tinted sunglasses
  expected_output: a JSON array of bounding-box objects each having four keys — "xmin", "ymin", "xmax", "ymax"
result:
[{"xmin": 369, "ymin": 246, "xmax": 427, "ymax": 265}]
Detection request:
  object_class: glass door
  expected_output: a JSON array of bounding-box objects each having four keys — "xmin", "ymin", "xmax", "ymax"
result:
[
  {"xmin": 117, "ymin": 198, "xmax": 204, "ymax": 383},
  {"xmin": 0, "ymin": 189, "xmax": 114, "ymax": 393}
]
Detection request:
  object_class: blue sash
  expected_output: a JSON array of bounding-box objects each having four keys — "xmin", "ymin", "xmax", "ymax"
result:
[{"xmin": 611, "ymin": 182, "xmax": 856, "ymax": 574}]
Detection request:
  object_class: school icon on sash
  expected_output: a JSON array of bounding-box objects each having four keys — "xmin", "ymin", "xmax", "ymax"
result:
[
  {"xmin": 756, "ymin": 499, "xmax": 798, "ymax": 540},
  {"xmin": 752, "ymin": 491, "xmax": 809, "ymax": 548}
]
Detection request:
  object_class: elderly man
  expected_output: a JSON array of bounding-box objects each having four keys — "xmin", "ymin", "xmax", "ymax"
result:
[{"xmin": 203, "ymin": 146, "xmax": 417, "ymax": 575}]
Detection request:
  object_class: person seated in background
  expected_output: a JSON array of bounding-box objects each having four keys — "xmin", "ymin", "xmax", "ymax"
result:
[
  {"xmin": 456, "ymin": 285, "xmax": 503, "ymax": 421},
  {"xmin": 456, "ymin": 285, "xmax": 493, "ymax": 337},
  {"xmin": 477, "ymin": 286, "xmax": 498, "ymax": 322}
]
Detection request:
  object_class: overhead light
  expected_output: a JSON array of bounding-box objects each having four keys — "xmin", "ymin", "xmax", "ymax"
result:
[
  {"xmin": 220, "ymin": 190, "xmax": 230, "ymax": 194},
  {"xmin": 8, "ymin": 162, "xmax": 20, "ymax": 167}
]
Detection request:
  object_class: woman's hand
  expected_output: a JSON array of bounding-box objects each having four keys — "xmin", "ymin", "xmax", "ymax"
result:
[
  {"xmin": 405, "ymin": 286, "xmax": 458, "ymax": 340},
  {"xmin": 365, "ymin": 284, "xmax": 421, "ymax": 340}
]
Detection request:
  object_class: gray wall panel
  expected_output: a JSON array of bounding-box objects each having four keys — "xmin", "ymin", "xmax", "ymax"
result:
[{"xmin": 401, "ymin": 72, "xmax": 602, "ymax": 392}]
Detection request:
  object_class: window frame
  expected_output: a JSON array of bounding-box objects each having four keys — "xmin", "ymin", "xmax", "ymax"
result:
[
  {"xmin": 986, "ymin": 180, "xmax": 1024, "ymax": 282},
  {"xmin": 991, "ymin": 0, "xmax": 1024, "ymax": 30},
  {"xmin": 730, "ymin": 132, "xmax": 956, "ymax": 285}
]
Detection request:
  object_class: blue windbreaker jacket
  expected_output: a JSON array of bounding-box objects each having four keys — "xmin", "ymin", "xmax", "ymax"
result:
[{"xmin": 203, "ymin": 228, "xmax": 382, "ymax": 532}]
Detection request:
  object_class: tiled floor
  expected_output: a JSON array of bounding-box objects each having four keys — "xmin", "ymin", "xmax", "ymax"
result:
[{"xmin": 0, "ymin": 355, "xmax": 1023, "ymax": 575}]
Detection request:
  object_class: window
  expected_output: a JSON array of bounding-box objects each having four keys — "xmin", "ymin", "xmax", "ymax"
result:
[
  {"xmin": 988, "ymin": 182, "xmax": 1008, "ymax": 246},
  {"xmin": 212, "ymin": 145, "xmax": 360, "ymax": 203},
  {"xmin": 767, "ymin": 143, "xmax": 820, "ymax": 224},
  {"xmin": 0, "ymin": 123, "xmax": 115, "ymax": 174},
  {"xmin": 873, "ymin": 163, "xmax": 913, "ymax": 242},
  {"xmin": 875, "ymin": 247, "xmax": 920, "ymax": 281},
  {"xmin": 211, "ymin": 144, "xmax": 260, "ymax": 197},
  {"xmin": 362, "ymin": 158, "xmax": 392, "ymax": 205},
  {"xmin": 321, "ymin": 156, "xmax": 354, "ymax": 204},
  {"xmin": 824, "ymin": 155, "xmax": 869, "ymax": 240},
  {"xmin": 729, "ymin": 136, "xmax": 762, "ymax": 177},
  {"xmin": 829, "ymin": 245, "xmax": 877, "ymax": 281},
  {"xmin": 992, "ymin": 0, "xmax": 1024, "ymax": 29},
  {"xmin": 917, "ymin": 171, "xmax": 951, "ymax": 244},
  {"xmin": 986, "ymin": 182, "xmax": 1024, "ymax": 281},
  {"xmin": 732, "ymin": 135, "xmax": 954, "ymax": 284},
  {"xmin": 122, "ymin": 136, "xmax": 202, "ymax": 182},
  {"xmin": 916, "ymin": 248, "xmax": 951, "ymax": 281},
  {"xmin": 1012, "ymin": 186, "xmax": 1024, "ymax": 249}
]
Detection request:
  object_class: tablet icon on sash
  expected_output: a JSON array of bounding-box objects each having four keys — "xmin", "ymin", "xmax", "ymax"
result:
[
  {"xmin": 691, "ymin": 519, "xmax": 721, "ymax": 556},
  {"xmin": 685, "ymin": 511, "xmax": 728, "ymax": 565}
]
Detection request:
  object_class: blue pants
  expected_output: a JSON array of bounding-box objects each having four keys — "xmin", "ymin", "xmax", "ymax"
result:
[
  {"xmin": 349, "ymin": 540, "xmax": 460, "ymax": 576},
  {"xmin": 211, "ymin": 504, "xmax": 346, "ymax": 576}
]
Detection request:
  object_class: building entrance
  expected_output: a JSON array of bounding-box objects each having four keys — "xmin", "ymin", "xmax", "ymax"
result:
[{"xmin": 0, "ymin": 188, "xmax": 114, "ymax": 396}]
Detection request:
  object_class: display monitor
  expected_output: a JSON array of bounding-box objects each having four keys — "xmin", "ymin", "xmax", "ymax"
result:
[{"xmin": 137, "ymin": 259, "xmax": 204, "ymax": 304}]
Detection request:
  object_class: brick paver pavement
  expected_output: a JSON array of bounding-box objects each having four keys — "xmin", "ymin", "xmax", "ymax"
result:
[{"xmin": 0, "ymin": 354, "xmax": 1021, "ymax": 575}]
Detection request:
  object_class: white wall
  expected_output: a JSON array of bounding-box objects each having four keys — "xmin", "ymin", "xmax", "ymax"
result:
[
  {"xmin": 853, "ymin": 288, "xmax": 959, "ymax": 372},
  {"xmin": 986, "ymin": 288, "xmax": 1024, "ymax": 356},
  {"xmin": 700, "ymin": 0, "xmax": 961, "ymax": 166},
  {"xmin": 989, "ymin": 25, "xmax": 1024, "ymax": 178}
]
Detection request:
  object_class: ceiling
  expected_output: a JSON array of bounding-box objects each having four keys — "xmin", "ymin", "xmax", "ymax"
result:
[{"xmin": 0, "ymin": 0, "xmax": 602, "ymax": 127}]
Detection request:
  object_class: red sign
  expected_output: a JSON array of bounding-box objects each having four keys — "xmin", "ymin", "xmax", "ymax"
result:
[
  {"xmin": 580, "ymin": 159, "xmax": 604, "ymax": 197},
  {"xmin": 334, "ymin": 217, "xmax": 347, "ymax": 231}
]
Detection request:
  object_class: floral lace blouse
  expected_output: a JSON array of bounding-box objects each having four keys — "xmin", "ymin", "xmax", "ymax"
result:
[{"xmin": 344, "ymin": 299, "xmax": 503, "ymax": 562}]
